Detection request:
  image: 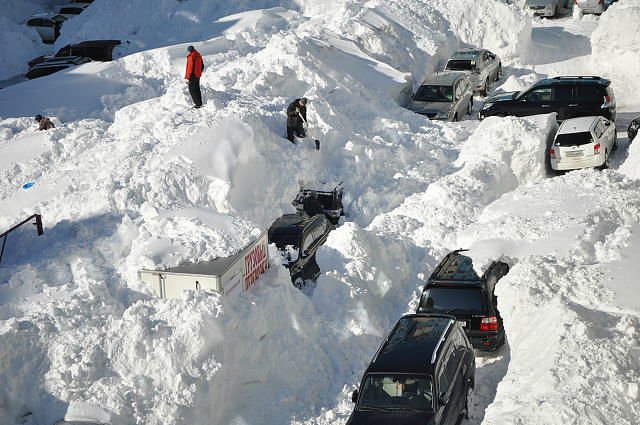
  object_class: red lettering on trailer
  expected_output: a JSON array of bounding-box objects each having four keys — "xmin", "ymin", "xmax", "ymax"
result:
[{"xmin": 243, "ymin": 237, "xmax": 268, "ymax": 291}]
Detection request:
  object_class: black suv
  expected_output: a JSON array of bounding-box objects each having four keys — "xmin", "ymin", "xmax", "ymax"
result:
[
  {"xmin": 268, "ymin": 214, "xmax": 332, "ymax": 288},
  {"xmin": 479, "ymin": 76, "xmax": 616, "ymax": 122},
  {"xmin": 416, "ymin": 250, "xmax": 509, "ymax": 351},
  {"xmin": 348, "ymin": 314, "xmax": 475, "ymax": 425}
]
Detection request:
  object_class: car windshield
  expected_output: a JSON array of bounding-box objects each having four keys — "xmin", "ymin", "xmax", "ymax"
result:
[
  {"xmin": 359, "ymin": 374, "xmax": 433, "ymax": 411},
  {"xmin": 414, "ymin": 85, "xmax": 453, "ymax": 102},
  {"xmin": 555, "ymin": 132, "xmax": 593, "ymax": 146},
  {"xmin": 446, "ymin": 60, "xmax": 474, "ymax": 71},
  {"xmin": 421, "ymin": 287, "xmax": 485, "ymax": 314}
]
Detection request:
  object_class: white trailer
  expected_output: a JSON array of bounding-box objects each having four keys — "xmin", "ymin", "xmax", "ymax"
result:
[{"xmin": 139, "ymin": 232, "xmax": 269, "ymax": 299}]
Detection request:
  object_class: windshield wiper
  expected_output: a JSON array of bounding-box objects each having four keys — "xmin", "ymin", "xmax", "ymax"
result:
[
  {"xmin": 358, "ymin": 405, "xmax": 387, "ymax": 412},
  {"xmin": 445, "ymin": 308, "xmax": 470, "ymax": 315}
]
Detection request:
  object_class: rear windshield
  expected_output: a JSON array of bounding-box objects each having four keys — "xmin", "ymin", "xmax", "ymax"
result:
[
  {"xmin": 414, "ymin": 85, "xmax": 453, "ymax": 102},
  {"xmin": 421, "ymin": 287, "xmax": 485, "ymax": 314},
  {"xmin": 575, "ymin": 85, "xmax": 605, "ymax": 102},
  {"xmin": 446, "ymin": 60, "xmax": 474, "ymax": 71},
  {"xmin": 269, "ymin": 231, "xmax": 300, "ymax": 249},
  {"xmin": 26, "ymin": 66, "xmax": 66, "ymax": 79},
  {"xmin": 555, "ymin": 131, "xmax": 593, "ymax": 146}
]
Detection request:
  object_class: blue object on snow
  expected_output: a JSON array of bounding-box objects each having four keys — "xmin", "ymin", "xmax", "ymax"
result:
[{"xmin": 22, "ymin": 182, "xmax": 35, "ymax": 189}]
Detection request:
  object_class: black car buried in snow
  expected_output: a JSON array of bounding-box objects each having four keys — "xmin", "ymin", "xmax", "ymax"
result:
[
  {"xmin": 628, "ymin": 116, "xmax": 639, "ymax": 142},
  {"xmin": 268, "ymin": 214, "xmax": 332, "ymax": 288},
  {"xmin": 348, "ymin": 314, "xmax": 475, "ymax": 425},
  {"xmin": 417, "ymin": 250, "xmax": 509, "ymax": 351},
  {"xmin": 479, "ymin": 76, "xmax": 616, "ymax": 122},
  {"xmin": 292, "ymin": 183, "xmax": 344, "ymax": 225}
]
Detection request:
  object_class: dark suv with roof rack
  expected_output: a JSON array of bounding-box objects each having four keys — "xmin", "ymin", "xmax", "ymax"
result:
[
  {"xmin": 416, "ymin": 250, "xmax": 509, "ymax": 351},
  {"xmin": 348, "ymin": 314, "xmax": 475, "ymax": 425},
  {"xmin": 479, "ymin": 76, "xmax": 616, "ymax": 122}
]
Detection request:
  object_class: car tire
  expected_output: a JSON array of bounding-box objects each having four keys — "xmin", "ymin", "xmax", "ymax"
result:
[
  {"xmin": 292, "ymin": 274, "xmax": 305, "ymax": 289},
  {"xmin": 495, "ymin": 64, "xmax": 502, "ymax": 82},
  {"xmin": 613, "ymin": 133, "xmax": 618, "ymax": 151},
  {"xmin": 480, "ymin": 79, "xmax": 489, "ymax": 97},
  {"xmin": 460, "ymin": 386, "xmax": 471, "ymax": 420},
  {"xmin": 467, "ymin": 99, "xmax": 473, "ymax": 116},
  {"xmin": 453, "ymin": 113, "xmax": 458, "ymax": 122}
]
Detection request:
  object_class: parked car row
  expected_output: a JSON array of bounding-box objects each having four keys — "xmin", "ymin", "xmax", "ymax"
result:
[
  {"xmin": 0, "ymin": 40, "xmax": 121, "ymax": 90},
  {"xmin": 407, "ymin": 48, "xmax": 502, "ymax": 122},
  {"xmin": 347, "ymin": 250, "xmax": 510, "ymax": 425},
  {"xmin": 524, "ymin": 0, "xmax": 617, "ymax": 18},
  {"xmin": 24, "ymin": 0, "xmax": 94, "ymax": 43}
]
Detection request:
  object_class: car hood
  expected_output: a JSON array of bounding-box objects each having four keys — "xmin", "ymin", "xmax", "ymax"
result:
[
  {"xmin": 407, "ymin": 100, "xmax": 450, "ymax": 114},
  {"xmin": 485, "ymin": 91, "xmax": 518, "ymax": 103},
  {"xmin": 347, "ymin": 409, "xmax": 434, "ymax": 425}
]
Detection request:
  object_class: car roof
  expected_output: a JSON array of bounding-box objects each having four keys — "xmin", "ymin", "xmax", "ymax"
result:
[
  {"xmin": 450, "ymin": 49, "xmax": 484, "ymax": 60},
  {"xmin": 367, "ymin": 315, "xmax": 455, "ymax": 374},
  {"xmin": 422, "ymin": 71, "xmax": 467, "ymax": 86},
  {"xmin": 557, "ymin": 116, "xmax": 600, "ymax": 134},
  {"xmin": 533, "ymin": 76, "xmax": 610, "ymax": 88}
]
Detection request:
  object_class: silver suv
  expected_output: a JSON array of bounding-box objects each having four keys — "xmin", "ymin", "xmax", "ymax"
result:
[
  {"xmin": 407, "ymin": 71, "xmax": 474, "ymax": 122},
  {"xmin": 444, "ymin": 49, "xmax": 502, "ymax": 96}
]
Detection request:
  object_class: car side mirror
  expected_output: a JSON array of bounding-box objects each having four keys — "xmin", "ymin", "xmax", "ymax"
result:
[
  {"xmin": 604, "ymin": 121, "xmax": 611, "ymax": 127},
  {"xmin": 351, "ymin": 389, "xmax": 359, "ymax": 403},
  {"xmin": 439, "ymin": 392, "xmax": 449, "ymax": 406},
  {"xmin": 302, "ymin": 249, "xmax": 310, "ymax": 257}
]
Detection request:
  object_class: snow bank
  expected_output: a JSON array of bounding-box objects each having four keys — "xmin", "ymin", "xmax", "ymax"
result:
[
  {"xmin": 591, "ymin": 1, "xmax": 640, "ymax": 108},
  {"xmin": 429, "ymin": 0, "xmax": 532, "ymax": 60},
  {"xmin": 0, "ymin": 18, "xmax": 52, "ymax": 80}
]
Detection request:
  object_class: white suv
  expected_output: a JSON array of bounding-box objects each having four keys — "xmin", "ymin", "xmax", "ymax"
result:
[{"xmin": 550, "ymin": 116, "xmax": 617, "ymax": 171}]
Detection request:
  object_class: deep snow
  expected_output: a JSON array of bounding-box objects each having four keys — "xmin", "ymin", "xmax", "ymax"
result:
[{"xmin": 1, "ymin": 0, "xmax": 639, "ymax": 425}]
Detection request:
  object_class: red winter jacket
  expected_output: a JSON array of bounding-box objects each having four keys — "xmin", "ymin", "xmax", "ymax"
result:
[{"xmin": 185, "ymin": 50, "xmax": 203, "ymax": 79}]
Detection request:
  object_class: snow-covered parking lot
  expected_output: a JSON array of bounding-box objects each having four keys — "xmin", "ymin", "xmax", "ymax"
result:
[{"xmin": 0, "ymin": 1, "xmax": 639, "ymax": 424}]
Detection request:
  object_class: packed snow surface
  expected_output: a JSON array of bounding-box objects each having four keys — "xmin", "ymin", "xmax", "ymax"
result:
[{"xmin": 1, "ymin": 0, "xmax": 639, "ymax": 425}]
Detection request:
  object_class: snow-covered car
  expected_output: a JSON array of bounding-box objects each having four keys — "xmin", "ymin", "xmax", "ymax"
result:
[
  {"xmin": 550, "ymin": 115, "xmax": 617, "ymax": 171},
  {"xmin": 444, "ymin": 48, "xmax": 502, "ymax": 96},
  {"xmin": 0, "ymin": 56, "xmax": 91, "ymax": 90},
  {"xmin": 24, "ymin": 13, "xmax": 67, "ymax": 43},
  {"xmin": 574, "ymin": 0, "xmax": 608, "ymax": 15},
  {"xmin": 53, "ymin": 3, "xmax": 90, "ymax": 19},
  {"xmin": 525, "ymin": 0, "xmax": 564, "ymax": 18},
  {"xmin": 28, "ymin": 40, "xmax": 122, "ymax": 68},
  {"xmin": 292, "ymin": 183, "xmax": 344, "ymax": 225},
  {"xmin": 628, "ymin": 116, "xmax": 639, "ymax": 142},
  {"xmin": 407, "ymin": 71, "xmax": 474, "ymax": 121}
]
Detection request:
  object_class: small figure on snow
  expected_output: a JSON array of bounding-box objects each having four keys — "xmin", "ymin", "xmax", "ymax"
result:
[
  {"xmin": 34, "ymin": 114, "xmax": 54, "ymax": 131},
  {"xmin": 184, "ymin": 45, "xmax": 204, "ymax": 108},
  {"xmin": 302, "ymin": 190, "xmax": 324, "ymax": 217},
  {"xmin": 286, "ymin": 97, "xmax": 308, "ymax": 143}
]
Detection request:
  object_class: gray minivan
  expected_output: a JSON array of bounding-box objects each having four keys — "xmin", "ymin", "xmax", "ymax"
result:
[{"xmin": 407, "ymin": 72, "xmax": 474, "ymax": 122}]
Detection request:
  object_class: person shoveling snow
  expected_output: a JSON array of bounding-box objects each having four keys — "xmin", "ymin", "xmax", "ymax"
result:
[
  {"xmin": 34, "ymin": 114, "xmax": 54, "ymax": 131},
  {"xmin": 286, "ymin": 97, "xmax": 320, "ymax": 150}
]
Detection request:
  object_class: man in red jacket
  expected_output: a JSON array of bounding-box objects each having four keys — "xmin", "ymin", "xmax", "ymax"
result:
[{"xmin": 184, "ymin": 45, "xmax": 204, "ymax": 108}]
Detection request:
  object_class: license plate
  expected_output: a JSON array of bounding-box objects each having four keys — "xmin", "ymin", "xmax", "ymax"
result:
[{"xmin": 565, "ymin": 151, "xmax": 583, "ymax": 158}]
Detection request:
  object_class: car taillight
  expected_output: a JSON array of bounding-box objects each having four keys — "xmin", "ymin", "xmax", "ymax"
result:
[
  {"xmin": 602, "ymin": 95, "xmax": 613, "ymax": 109},
  {"xmin": 480, "ymin": 316, "xmax": 499, "ymax": 331},
  {"xmin": 550, "ymin": 147, "xmax": 556, "ymax": 159},
  {"xmin": 594, "ymin": 143, "xmax": 601, "ymax": 155}
]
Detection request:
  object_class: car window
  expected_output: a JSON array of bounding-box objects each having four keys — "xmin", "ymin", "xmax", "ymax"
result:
[
  {"xmin": 593, "ymin": 122, "xmax": 604, "ymax": 139},
  {"xmin": 414, "ymin": 85, "xmax": 454, "ymax": 102},
  {"xmin": 455, "ymin": 83, "xmax": 462, "ymax": 100},
  {"xmin": 302, "ymin": 235, "xmax": 314, "ymax": 253},
  {"xmin": 421, "ymin": 287, "xmax": 486, "ymax": 314},
  {"xmin": 521, "ymin": 87, "xmax": 551, "ymax": 103},
  {"xmin": 553, "ymin": 86, "xmax": 573, "ymax": 102},
  {"xmin": 575, "ymin": 85, "xmax": 604, "ymax": 102},
  {"xmin": 437, "ymin": 344, "xmax": 454, "ymax": 393},
  {"xmin": 554, "ymin": 132, "xmax": 593, "ymax": 146},
  {"xmin": 359, "ymin": 374, "xmax": 433, "ymax": 411},
  {"xmin": 446, "ymin": 60, "xmax": 474, "ymax": 71},
  {"xmin": 26, "ymin": 65, "xmax": 66, "ymax": 79},
  {"xmin": 59, "ymin": 7, "xmax": 82, "ymax": 14}
]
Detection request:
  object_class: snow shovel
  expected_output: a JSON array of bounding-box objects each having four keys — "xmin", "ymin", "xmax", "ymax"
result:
[{"xmin": 298, "ymin": 112, "xmax": 320, "ymax": 151}]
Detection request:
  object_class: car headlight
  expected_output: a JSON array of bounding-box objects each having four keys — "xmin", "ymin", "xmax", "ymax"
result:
[{"xmin": 481, "ymin": 102, "xmax": 494, "ymax": 110}]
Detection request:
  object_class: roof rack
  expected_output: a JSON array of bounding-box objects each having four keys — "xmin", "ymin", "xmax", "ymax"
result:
[{"xmin": 552, "ymin": 76, "xmax": 603, "ymax": 80}]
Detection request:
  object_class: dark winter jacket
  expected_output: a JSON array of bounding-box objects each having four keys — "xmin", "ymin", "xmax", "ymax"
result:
[
  {"xmin": 302, "ymin": 196, "xmax": 324, "ymax": 217},
  {"xmin": 38, "ymin": 117, "xmax": 55, "ymax": 131},
  {"xmin": 286, "ymin": 99, "xmax": 306, "ymax": 127}
]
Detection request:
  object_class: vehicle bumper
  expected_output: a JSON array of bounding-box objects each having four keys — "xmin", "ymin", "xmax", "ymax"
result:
[
  {"xmin": 467, "ymin": 331, "xmax": 503, "ymax": 351},
  {"xmin": 528, "ymin": 7, "xmax": 555, "ymax": 17},
  {"xmin": 551, "ymin": 154, "xmax": 604, "ymax": 170}
]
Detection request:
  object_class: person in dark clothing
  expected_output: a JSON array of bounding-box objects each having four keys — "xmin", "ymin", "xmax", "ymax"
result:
[
  {"xmin": 34, "ymin": 114, "xmax": 54, "ymax": 131},
  {"xmin": 184, "ymin": 45, "xmax": 204, "ymax": 108},
  {"xmin": 286, "ymin": 97, "xmax": 307, "ymax": 143},
  {"xmin": 302, "ymin": 191, "xmax": 324, "ymax": 217}
]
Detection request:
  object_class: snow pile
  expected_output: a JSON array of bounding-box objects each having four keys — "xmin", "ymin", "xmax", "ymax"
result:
[
  {"xmin": 428, "ymin": 0, "xmax": 532, "ymax": 59},
  {"xmin": 591, "ymin": 0, "xmax": 640, "ymax": 108}
]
